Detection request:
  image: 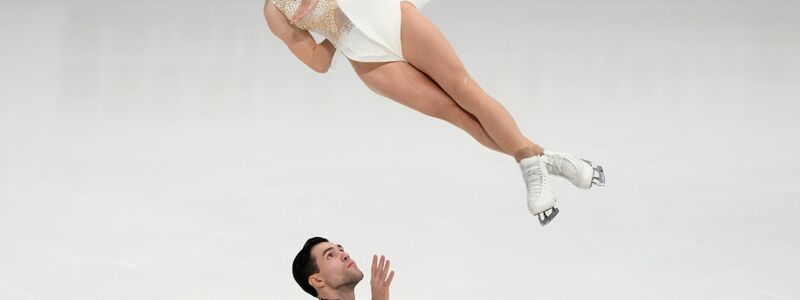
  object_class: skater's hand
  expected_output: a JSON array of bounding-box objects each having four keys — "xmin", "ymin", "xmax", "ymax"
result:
[
  {"xmin": 371, "ymin": 255, "xmax": 395, "ymax": 300},
  {"xmin": 291, "ymin": 0, "xmax": 319, "ymax": 25}
]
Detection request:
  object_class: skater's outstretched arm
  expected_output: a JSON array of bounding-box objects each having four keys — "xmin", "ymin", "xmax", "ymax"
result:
[{"xmin": 263, "ymin": 2, "xmax": 336, "ymax": 73}]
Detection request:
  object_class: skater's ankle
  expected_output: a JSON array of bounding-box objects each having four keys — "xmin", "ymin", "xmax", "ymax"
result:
[{"xmin": 514, "ymin": 145, "xmax": 545, "ymax": 162}]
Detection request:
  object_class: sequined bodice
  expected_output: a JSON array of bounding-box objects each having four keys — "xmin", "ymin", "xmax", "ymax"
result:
[{"xmin": 269, "ymin": 0, "xmax": 354, "ymax": 45}]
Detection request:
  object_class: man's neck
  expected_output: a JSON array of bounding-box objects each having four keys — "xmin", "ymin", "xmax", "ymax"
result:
[{"xmin": 317, "ymin": 287, "xmax": 356, "ymax": 300}]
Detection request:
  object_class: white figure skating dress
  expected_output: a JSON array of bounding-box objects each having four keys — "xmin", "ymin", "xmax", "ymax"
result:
[{"xmin": 268, "ymin": 0, "xmax": 431, "ymax": 62}]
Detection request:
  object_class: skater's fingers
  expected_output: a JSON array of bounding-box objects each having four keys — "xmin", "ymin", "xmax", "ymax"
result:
[
  {"xmin": 291, "ymin": 0, "xmax": 308, "ymax": 22},
  {"xmin": 290, "ymin": 10, "xmax": 304, "ymax": 24},
  {"xmin": 291, "ymin": 0, "xmax": 317, "ymax": 24},
  {"xmin": 290, "ymin": 7, "xmax": 304, "ymax": 23},
  {"xmin": 378, "ymin": 255, "xmax": 385, "ymax": 273}
]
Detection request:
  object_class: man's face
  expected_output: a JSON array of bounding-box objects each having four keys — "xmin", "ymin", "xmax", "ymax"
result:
[{"xmin": 310, "ymin": 241, "xmax": 364, "ymax": 289}]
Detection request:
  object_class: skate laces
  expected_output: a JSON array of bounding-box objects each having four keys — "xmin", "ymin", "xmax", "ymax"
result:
[
  {"xmin": 549, "ymin": 153, "xmax": 579, "ymax": 181},
  {"xmin": 523, "ymin": 160, "xmax": 548, "ymax": 198}
]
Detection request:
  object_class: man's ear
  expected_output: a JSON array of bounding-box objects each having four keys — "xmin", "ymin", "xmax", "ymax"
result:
[{"xmin": 309, "ymin": 274, "xmax": 325, "ymax": 290}]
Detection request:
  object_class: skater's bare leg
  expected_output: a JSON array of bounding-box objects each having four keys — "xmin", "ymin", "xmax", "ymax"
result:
[
  {"xmin": 400, "ymin": 2, "xmax": 541, "ymax": 158},
  {"xmin": 513, "ymin": 145, "xmax": 545, "ymax": 162},
  {"xmin": 349, "ymin": 59, "xmax": 506, "ymax": 154}
]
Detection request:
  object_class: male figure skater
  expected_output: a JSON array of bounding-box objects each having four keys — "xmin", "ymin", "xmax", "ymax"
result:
[{"xmin": 293, "ymin": 237, "xmax": 395, "ymax": 300}]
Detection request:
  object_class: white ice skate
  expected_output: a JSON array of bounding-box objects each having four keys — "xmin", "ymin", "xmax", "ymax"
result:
[
  {"xmin": 544, "ymin": 150, "xmax": 605, "ymax": 189},
  {"xmin": 519, "ymin": 155, "xmax": 559, "ymax": 226}
]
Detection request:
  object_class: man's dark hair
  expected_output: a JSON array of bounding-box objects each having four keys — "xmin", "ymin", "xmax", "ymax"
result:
[{"xmin": 293, "ymin": 237, "xmax": 328, "ymax": 297}]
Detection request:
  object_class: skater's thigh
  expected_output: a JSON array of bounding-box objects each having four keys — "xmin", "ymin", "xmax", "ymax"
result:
[
  {"xmin": 399, "ymin": 2, "xmax": 470, "ymax": 94},
  {"xmin": 349, "ymin": 59, "xmax": 463, "ymax": 119}
]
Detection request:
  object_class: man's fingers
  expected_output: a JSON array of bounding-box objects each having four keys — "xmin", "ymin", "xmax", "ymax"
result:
[
  {"xmin": 386, "ymin": 270, "xmax": 395, "ymax": 285},
  {"xmin": 371, "ymin": 255, "xmax": 378, "ymax": 272},
  {"xmin": 372, "ymin": 254, "xmax": 396, "ymax": 286},
  {"xmin": 382, "ymin": 259, "xmax": 390, "ymax": 278}
]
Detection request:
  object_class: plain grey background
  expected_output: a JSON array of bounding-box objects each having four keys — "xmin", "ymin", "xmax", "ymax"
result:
[{"xmin": 1, "ymin": 0, "xmax": 799, "ymax": 299}]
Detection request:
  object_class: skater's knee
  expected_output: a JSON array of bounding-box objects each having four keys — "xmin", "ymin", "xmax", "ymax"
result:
[
  {"xmin": 440, "ymin": 71, "xmax": 469, "ymax": 93},
  {"xmin": 442, "ymin": 73, "xmax": 485, "ymax": 112}
]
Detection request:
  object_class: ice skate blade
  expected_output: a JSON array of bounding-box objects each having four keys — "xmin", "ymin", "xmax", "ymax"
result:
[
  {"xmin": 592, "ymin": 165, "xmax": 605, "ymax": 186},
  {"xmin": 581, "ymin": 159, "xmax": 606, "ymax": 187},
  {"xmin": 536, "ymin": 207, "xmax": 559, "ymax": 226}
]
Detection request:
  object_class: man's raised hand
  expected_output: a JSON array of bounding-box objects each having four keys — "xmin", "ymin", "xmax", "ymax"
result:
[{"xmin": 371, "ymin": 255, "xmax": 395, "ymax": 300}]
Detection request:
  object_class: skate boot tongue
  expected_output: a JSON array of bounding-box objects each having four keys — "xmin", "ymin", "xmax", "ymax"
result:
[
  {"xmin": 519, "ymin": 155, "xmax": 544, "ymax": 168},
  {"xmin": 518, "ymin": 155, "xmax": 558, "ymax": 226}
]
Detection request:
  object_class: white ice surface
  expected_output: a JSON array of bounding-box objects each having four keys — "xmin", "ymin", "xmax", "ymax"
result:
[{"xmin": 1, "ymin": 0, "xmax": 799, "ymax": 299}]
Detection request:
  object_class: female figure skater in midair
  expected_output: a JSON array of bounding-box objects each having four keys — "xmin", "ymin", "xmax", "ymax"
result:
[{"xmin": 263, "ymin": 0, "xmax": 604, "ymax": 226}]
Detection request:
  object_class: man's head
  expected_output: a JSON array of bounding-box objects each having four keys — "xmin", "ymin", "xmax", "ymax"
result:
[{"xmin": 292, "ymin": 237, "xmax": 364, "ymax": 298}]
